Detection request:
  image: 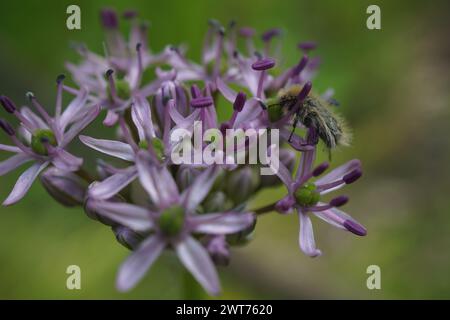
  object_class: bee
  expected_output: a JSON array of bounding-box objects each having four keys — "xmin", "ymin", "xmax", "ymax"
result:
[{"xmin": 265, "ymin": 84, "xmax": 351, "ymax": 150}]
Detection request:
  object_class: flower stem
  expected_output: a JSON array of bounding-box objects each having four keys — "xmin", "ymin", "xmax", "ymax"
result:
[{"xmin": 253, "ymin": 202, "xmax": 277, "ymax": 215}]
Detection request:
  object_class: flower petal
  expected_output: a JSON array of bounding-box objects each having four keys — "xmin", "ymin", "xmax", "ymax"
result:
[
  {"xmin": 313, "ymin": 204, "xmax": 366, "ymax": 236},
  {"xmin": 88, "ymin": 166, "xmax": 138, "ymax": 200},
  {"xmin": 135, "ymin": 150, "xmax": 179, "ymax": 208},
  {"xmin": 0, "ymin": 153, "xmax": 32, "ymax": 176},
  {"xmin": 132, "ymin": 96, "xmax": 156, "ymax": 140},
  {"xmin": 315, "ymin": 159, "xmax": 361, "ymax": 186},
  {"xmin": 116, "ymin": 235, "xmax": 165, "ymax": 292},
  {"xmin": 183, "ymin": 166, "xmax": 220, "ymax": 213},
  {"xmin": 298, "ymin": 210, "xmax": 322, "ymax": 257},
  {"xmin": 87, "ymin": 199, "xmax": 154, "ymax": 231},
  {"xmin": 79, "ymin": 135, "xmax": 135, "ymax": 161},
  {"xmin": 191, "ymin": 212, "xmax": 255, "ymax": 234},
  {"xmin": 0, "ymin": 144, "xmax": 21, "ymax": 153},
  {"xmin": 61, "ymin": 105, "xmax": 100, "ymax": 146},
  {"xmin": 3, "ymin": 161, "xmax": 49, "ymax": 206},
  {"xmin": 51, "ymin": 148, "xmax": 83, "ymax": 172},
  {"xmin": 58, "ymin": 88, "xmax": 89, "ymax": 130},
  {"xmin": 216, "ymin": 78, "xmax": 237, "ymax": 102},
  {"xmin": 176, "ymin": 236, "xmax": 220, "ymax": 296}
]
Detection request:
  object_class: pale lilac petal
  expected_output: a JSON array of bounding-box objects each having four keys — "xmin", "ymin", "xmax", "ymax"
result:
[
  {"xmin": 79, "ymin": 135, "xmax": 135, "ymax": 161},
  {"xmin": 176, "ymin": 236, "xmax": 220, "ymax": 296},
  {"xmin": 234, "ymin": 98, "xmax": 263, "ymax": 127},
  {"xmin": 131, "ymin": 96, "xmax": 156, "ymax": 140},
  {"xmin": 88, "ymin": 200, "xmax": 154, "ymax": 231},
  {"xmin": 191, "ymin": 212, "xmax": 255, "ymax": 234},
  {"xmin": 61, "ymin": 105, "xmax": 100, "ymax": 146},
  {"xmin": 51, "ymin": 148, "xmax": 83, "ymax": 172},
  {"xmin": 88, "ymin": 167, "xmax": 137, "ymax": 200},
  {"xmin": 20, "ymin": 107, "xmax": 48, "ymax": 129},
  {"xmin": 184, "ymin": 166, "xmax": 220, "ymax": 213},
  {"xmin": 0, "ymin": 153, "xmax": 32, "ymax": 176},
  {"xmin": 3, "ymin": 161, "xmax": 49, "ymax": 206},
  {"xmin": 139, "ymin": 70, "xmax": 177, "ymax": 96},
  {"xmin": 313, "ymin": 204, "xmax": 366, "ymax": 235},
  {"xmin": 103, "ymin": 110, "xmax": 119, "ymax": 126},
  {"xmin": 135, "ymin": 151, "xmax": 179, "ymax": 207},
  {"xmin": 116, "ymin": 235, "xmax": 165, "ymax": 292},
  {"xmin": 298, "ymin": 210, "xmax": 322, "ymax": 257},
  {"xmin": 216, "ymin": 78, "xmax": 237, "ymax": 102},
  {"xmin": 58, "ymin": 88, "xmax": 89, "ymax": 130},
  {"xmin": 315, "ymin": 159, "xmax": 361, "ymax": 186},
  {"xmin": 0, "ymin": 144, "xmax": 21, "ymax": 153},
  {"xmin": 268, "ymin": 157, "xmax": 293, "ymax": 193}
]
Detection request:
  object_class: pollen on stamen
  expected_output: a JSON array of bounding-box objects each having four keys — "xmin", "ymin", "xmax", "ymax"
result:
[
  {"xmin": 261, "ymin": 28, "xmax": 281, "ymax": 42},
  {"xmin": 233, "ymin": 92, "xmax": 247, "ymax": 112},
  {"xmin": 297, "ymin": 81, "xmax": 312, "ymax": 102},
  {"xmin": 56, "ymin": 74, "xmax": 66, "ymax": 84},
  {"xmin": 239, "ymin": 27, "xmax": 255, "ymax": 38},
  {"xmin": 343, "ymin": 220, "xmax": 367, "ymax": 236},
  {"xmin": 312, "ymin": 162, "xmax": 329, "ymax": 177},
  {"xmin": 343, "ymin": 169, "xmax": 362, "ymax": 184},
  {"xmin": 329, "ymin": 196, "xmax": 349, "ymax": 207}
]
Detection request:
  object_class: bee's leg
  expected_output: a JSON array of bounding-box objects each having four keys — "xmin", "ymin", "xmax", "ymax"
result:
[{"xmin": 288, "ymin": 112, "xmax": 300, "ymax": 142}]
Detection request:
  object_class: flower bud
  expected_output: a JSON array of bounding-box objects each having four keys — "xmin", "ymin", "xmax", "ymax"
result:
[
  {"xmin": 40, "ymin": 167, "xmax": 87, "ymax": 207},
  {"xmin": 112, "ymin": 225, "xmax": 143, "ymax": 250},
  {"xmin": 176, "ymin": 166, "xmax": 200, "ymax": 191},
  {"xmin": 207, "ymin": 235, "xmax": 230, "ymax": 266},
  {"xmin": 226, "ymin": 166, "xmax": 257, "ymax": 205},
  {"xmin": 84, "ymin": 194, "xmax": 123, "ymax": 226},
  {"xmin": 226, "ymin": 218, "xmax": 256, "ymax": 247},
  {"xmin": 203, "ymin": 191, "xmax": 233, "ymax": 213}
]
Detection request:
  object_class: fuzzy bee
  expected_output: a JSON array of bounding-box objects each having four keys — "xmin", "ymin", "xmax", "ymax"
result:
[{"xmin": 265, "ymin": 83, "xmax": 351, "ymax": 150}]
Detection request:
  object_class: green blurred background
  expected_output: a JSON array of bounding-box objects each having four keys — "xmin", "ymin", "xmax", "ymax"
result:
[{"xmin": 0, "ymin": 0, "xmax": 449, "ymax": 299}]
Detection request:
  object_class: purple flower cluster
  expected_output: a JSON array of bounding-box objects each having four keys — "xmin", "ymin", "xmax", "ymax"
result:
[{"xmin": 0, "ymin": 9, "xmax": 366, "ymax": 295}]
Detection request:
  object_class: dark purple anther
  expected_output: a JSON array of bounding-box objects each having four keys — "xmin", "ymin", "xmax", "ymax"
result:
[
  {"xmin": 190, "ymin": 85, "xmax": 202, "ymax": 99},
  {"xmin": 297, "ymin": 81, "xmax": 312, "ymax": 102},
  {"xmin": 100, "ymin": 8, "xmax": 119, "ymax": 29},
  {"xmin": 312, "ymin": 162, "xmax": 329, "ymax": 177},
  {"xmin": 239, "ymin": 27, "xmax": 255, "ymax": 38},
  {"xmin": 343, "ymin": 220, "xmax": 367, "ymax": 236},
  {"xmin": 343, "ymin": 169, "xmax": 362, "ymax": 184},
  {"xmin": 298, "ymin": 41, "xmax": 317, "ymax": 51},
  {"xmin": 262, "ymin": 28, "xmax": 281, "ymax": 42},
  {"xmin": 191, "ymin": 96, "xmax": 213, "ymax": 108},
  {"xmin": 233, "ymin": 92, "xmax": 247, "ymax": 112},
  {"xmin": 0, "ymin": 96, "xmax": 16, "ymax": 113},
  {"xmin": 291, "ymin": 55, "xmax": 309, "ymax": 77},
  {"xmin": 0, "ymin": 119, "xmax": 15, "ymax": 136},
  {"xmin": 251, "ymin": 57, "xmax": 276, "ymax": 71},
  {"xmin": 330, "ymin": 196, "xmax": 349, "ymax": 207},
  {"xmin": 56, "ymin": 74, "xmax": 65, "ymax": 84},
  {"xmin": 105, "ymin": 69, "xmax": 114, "ymax": 78},
  {"xmin": 220, "ymin": 123, "xmax": 231, "ymax": 135}
]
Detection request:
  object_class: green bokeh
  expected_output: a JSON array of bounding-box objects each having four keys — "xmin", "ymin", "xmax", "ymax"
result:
[{"xmin": 0, "ymin": 0, "xmax": 449, "ymax": 299}]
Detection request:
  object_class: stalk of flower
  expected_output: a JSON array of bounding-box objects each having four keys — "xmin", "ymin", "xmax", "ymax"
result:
[
  {"xmin": 87, "ymin": 151, "xmax": 255, "ymax": 295},
  {"xmin": 0, "ymin": 78, "xmax": 99, "ymax": 205}
]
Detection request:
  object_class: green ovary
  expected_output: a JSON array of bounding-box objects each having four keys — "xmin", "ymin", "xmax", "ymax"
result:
[
  {"xmin": 294, "ymin": 183, "xmax": 320, "ymax": 207},
  {"xmin": 31, "ymin": 129, "xmax": 57, "ymax": 155},
  {"xmin": 158, "ymin": 205, "xmax": 185, "ymax": 237}
]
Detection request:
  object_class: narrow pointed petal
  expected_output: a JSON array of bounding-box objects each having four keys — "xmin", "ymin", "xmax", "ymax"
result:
[
  {"xmin": 20, "ymin": 107, "xmax": 48, "ymax": 129},
  {"xmin": 0, "ymin": 153, "xmax": 32, "ymax": 176},
  {"xmin": 315, "ymin": 159, "xmax": 361, "ymax": 186},
  {"xmin": 135, "ymin": 150, "xmax": 179, "ymax": 207},
  {"xmin": 79, "ymin": 135, "xmax": 135, "ymax": 161},
  {"xmin": 88, "ymin": 167, "xmax": 137, "ymax": 200},
  {"xmin": 61, "ymin": 105, "xmax": 100, "ymax": 146},
  {"xmin": 313, "ymin": 204, "xmax": 366, "ymax": 236},
  {"xmin": 176, "ymin": 236, "xmax": 221, "ymax": 296},
  {"xmin": 184, "ymin": 166, "xmax": 220, "ymax": 213},
  {"xmin": 51, "ymin": 148, "xmax": 83, "ymax": 172},
  {"xmin": 58, "ymin": 88, "xmax": 89, "ymax": 130},
  {"xmin": 103, "ymin": 110, "xmax": 119, "ymax": 126},
  {"xmin": 132, "ymin": 97, "xmax": 156, "ymax": 140},
  {"xmin": 298, "ymin": 210, "xmax": 322, "ymax": 257},
  {"xmin": 87, "ymin": 199, "xmax": 154, "ymax": 231},
  {"xmin": 234, "ymin": 98, "xmax": 263, "ymax": 127},
  {"xmin": 0, "ymin": 144, "xmax": 21, "ymax": 153},
  {"xmin": 216, "ymin": 78, "xmax": 237, "ymax": 102},
  {"xmin": 116, "ymin": 235, "xmax": 165, "ymax": 292},
  {"xmin": 191, "ymin": 212, "xmax": 255, "ymax": 234},
  {"xmin": 3, "ymin": 162, "xmax": 49, "ymax": 206}
]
